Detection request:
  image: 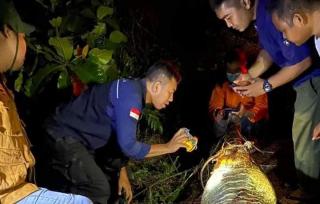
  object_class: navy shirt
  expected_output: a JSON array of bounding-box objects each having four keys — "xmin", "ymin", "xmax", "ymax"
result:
[
  {"xmin": 46, "ymin": 79, "xmax": 151, "ymax": 160},
  {"xmin": 255, "ymin": 0, "xmax": 320, "ymax": 86},
  {"xmin": 108, "ymin": 79, "xmax": 151, "ymax": 159}
]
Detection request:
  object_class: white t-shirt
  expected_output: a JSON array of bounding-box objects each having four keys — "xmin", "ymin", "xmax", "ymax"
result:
[{"xmin": 315, "ymin": 37, "xmax": 320, "ymax": 56}]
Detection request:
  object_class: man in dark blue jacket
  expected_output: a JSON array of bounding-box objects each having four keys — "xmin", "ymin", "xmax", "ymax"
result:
[{"xmin": 44, "ymin": 61, "xmax": 188, "ymax": 203}]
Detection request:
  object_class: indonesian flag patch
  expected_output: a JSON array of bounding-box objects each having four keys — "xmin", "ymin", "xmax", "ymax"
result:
[{"xmin": 129, "ymin": 108, "xmax": 141, "ymax": 120}]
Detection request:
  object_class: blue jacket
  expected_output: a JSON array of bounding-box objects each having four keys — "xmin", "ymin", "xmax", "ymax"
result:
[
  {"xmin": 256, "ymin": 0, "xmax": 320, "ymax": 86},
  {"xmin": 46, "ymin": 79, "xmax": 151, "ymax": 160}
]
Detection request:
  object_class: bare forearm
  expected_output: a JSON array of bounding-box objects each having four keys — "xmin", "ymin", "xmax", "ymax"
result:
[
  {"xmin": 120, "ymin": 167, "xmax": 127, "ymax": 176},
  {"xmin": 145, "ymin": 144, "xmax": 171, "ymax": 158},
  {"xmin": 249, "ymin": 50, "xmax": 273, "ymax": 78},
  {"xmin": 268, "ymin": 57, "xmax": 311, "ymax": 89},
  {"xmin": 144, "ymin": 128, "xmax": 188, "ymax": 158}
]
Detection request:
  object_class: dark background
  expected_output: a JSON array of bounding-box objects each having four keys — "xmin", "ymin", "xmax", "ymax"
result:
[{"xmin": 13, "ymin": 0, "xmax": 297, "ymax": 188}]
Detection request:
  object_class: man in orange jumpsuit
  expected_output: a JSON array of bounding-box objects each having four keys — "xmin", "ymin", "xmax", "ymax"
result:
[{"xmin": 209, "ymin": 50, "xmax": 268, "ymax": 138}]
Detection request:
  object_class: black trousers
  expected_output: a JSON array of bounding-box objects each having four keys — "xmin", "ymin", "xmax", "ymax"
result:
[{"xmin": 43, "ymin": 134, "xmax": 127, "ymax": 204}]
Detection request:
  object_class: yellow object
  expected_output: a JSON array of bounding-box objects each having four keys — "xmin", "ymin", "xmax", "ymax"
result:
[
  {"xmin": 201, "ymin": 142, "xmax": 276, "ymax": 204},
  {"xmin": 184, "ymin": 136, "xmax": 198, "ymax": 152}
]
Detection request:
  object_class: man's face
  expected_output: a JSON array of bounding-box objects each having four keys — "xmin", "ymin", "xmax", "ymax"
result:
[
  {"xmin": 226, "ymin": 61, "xmax": 240, "ymax": 73},
  {"xmin": 12, "ymin": 32, "xmax": 27, "ymax": 70},
  {"xmin": 215, "ymin": 2, "xmax": 252, "ymax": 32},
  {"xmin": 272, "ymin": 12, "xmax": 313, "ymax": 46},
  {"xmin": 152, "ymin": 77, "xmax": 177, "ymax": 110},
  {"xmin": 5, "ymin": 26, "xmax": 27, "ymax": 71}
]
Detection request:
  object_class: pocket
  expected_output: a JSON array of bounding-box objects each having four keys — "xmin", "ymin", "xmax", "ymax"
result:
[
  {"xmin": 66, "ymin": 157, "xmax": 90, "ymax": 185},
  {"xmin": 0, "ymin": 149, "xmax": 28, "ymax": 190}
]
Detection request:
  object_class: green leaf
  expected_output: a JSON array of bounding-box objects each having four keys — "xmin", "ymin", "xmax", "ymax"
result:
[
  {"xmin": 49, "ymin": 17, "xmax": 62, "ymax": 28},
  {"xmin": 49, "ymin": 37, "xmax": 73, "ymax": 61},
  {"xmin": 80, "ymin": 8, "xmax": 96, "ymax": 19},
  {"xmin": 97, "ymin": 6, "xmax": 113, "ymax": 20},
  {"xmin": 26, "ymin": 64, "xmax": 65, "ymax": 96},
  {"xmin": 14, "ymin": 72, "xmax": 23, "ymax": 92},
  {"xmin": 72, "ymin": 59, "xmax": 118, "ymax": 84},
  {"xmin": 92, "ymin": 23, "xmax": 106, "ymax": 35},
  {"xmin": 104, "ymin": 61, "xmax": 119, "ymax": 82},
  {"xmin": 72, "ymin": 61, "xmax": 104, "ymax": 84},
  {"xmin": 41, "ymin": 45, "xmax": 64, "ymax": 62},
  {"xmin": 89, "ymin": 48, "xmax": 113, "ymax": 65},
  {"xmin": 82, "ymin": 44, "xmax": 89, "ymax": 59},
  {"xmin": 109, "ymin": 30, "xmax": 128, "ymax": 43},
  {"xmin": 85, "ymin": 23, "xmax": 106, "ymax": 47},
  {"xmin": 57, "ymin": 70, "xmax": 70, "ymax": 89},
  {"xmin": 63, "ymin": 15, "xmax": 87, "ymax": 33},
  {"xmin": 105, "ymin": 39, "xmax": 120, "ymax": 50},
  {"xmin": 106, "ymin": 18, "xmax": 120, "ymax": 30},
  {"xmin": 141, "ymin": 106, "xmax": 163, "ymax": 134},
  {"xmin": 24, "ymin": 79, "xmax": 32, "ymax": 97}
]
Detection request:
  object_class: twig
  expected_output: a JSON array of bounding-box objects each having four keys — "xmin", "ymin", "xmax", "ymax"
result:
[{"xmin": 133, "ymin": 168, "xmax": 195, "ymax": 199}]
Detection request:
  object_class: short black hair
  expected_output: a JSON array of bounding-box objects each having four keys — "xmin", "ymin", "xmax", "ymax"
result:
[
  {"xmin": 146, "ymin": 60, "xmax": 182, "ymax": 84},
  {"xmin": 267, "ymin": 0, "xmax": 320, "ymax": 26},
  {"xmin": 209, "ymin": 0, "xmax": 243, "ymax": 11}
]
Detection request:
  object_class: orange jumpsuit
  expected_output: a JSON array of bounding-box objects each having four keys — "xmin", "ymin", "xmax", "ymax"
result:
[{"xmin": 209, "ymin": 81, "xmax": 268, "ymax": 123}]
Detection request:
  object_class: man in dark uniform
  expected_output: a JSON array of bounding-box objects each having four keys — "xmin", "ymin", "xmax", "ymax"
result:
[{"xmin": 44, "ymin": 60, "xmax": 189, "ymax": 203}]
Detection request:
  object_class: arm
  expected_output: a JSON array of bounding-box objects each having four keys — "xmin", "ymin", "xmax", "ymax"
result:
[
  {"xmin": 209, "ymin": 84, "xmax": 225, "ymax": 114},
  {"xmin": 268, "ymin": 57, "xmax": 311, "ymax": 89},
  {"xmin": 248, "ymin": 49, "xmax": 274, "ymax": 78},
  {"xmin": 114, "ymin": 86, "xmax": 151, "ymax": 160},
  {"xmin": 114, "ymin": 85, "xmax": 187, "ymax": 159},
  {"xmin": 118, "ymin": 167, "xmax": 133, "ymax": 203},
  {"xmin": 145, "ymin": 128, "xmax": 188, "ymax": 158},
  {"xmin": 248, "ymin": 94, "xmax": 268, "ymax": 122},
  {"xmin": 208, "ymin": 84, "xmax": 226, "ymax": 122},
  {"xmin": 234, "ymin": 57, "xmax": 312, "ymax": 97},
  {"xmin": 313, "ymin": 123, "xmax": 320, "ymax": 140}
]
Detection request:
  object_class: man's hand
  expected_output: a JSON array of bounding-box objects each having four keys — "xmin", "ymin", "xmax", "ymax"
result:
[
  {"xmin": 213, "ymin": 109, "xmax": 224, "ymax": 122},
  {"xmin": 233, "ymin": 78, "xmax": 265, "ymax": 97},
  {"xmin": 166, "ymin": 128, "xmax": 188, "ymax": 153},
  {"xmin": 312, "ymin": 123, "xmax": 320, "ymax": 141},
  {"xmin": 232, "ymin": 104, "xmax": 245, "ymax": 118},
  {"xmin": 118, "ymin": 167, "xmax": 133, "ymax": 203}
]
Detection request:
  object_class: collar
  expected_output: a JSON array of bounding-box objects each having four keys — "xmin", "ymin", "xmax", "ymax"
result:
[{"xmin": 139, "ymin": 78, "xmax": 147, "ymax": 106}]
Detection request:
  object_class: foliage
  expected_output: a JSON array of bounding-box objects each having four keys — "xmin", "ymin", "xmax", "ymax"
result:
[
  {"xmin": 139, "ymin": 104, "xmax": 163, "ymax": 135},
  {"xmin": 128, "ymin": 134, "xmax": 197, "ymax": 203},
  {"xmin": 17, "ymin": 0, "xmax": 128, "ymax": 96}
]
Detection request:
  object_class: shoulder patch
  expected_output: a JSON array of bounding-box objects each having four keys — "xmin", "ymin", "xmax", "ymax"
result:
[{"xmin": 130, "ymin": 108, "xmax": 141, "ymax": 120}]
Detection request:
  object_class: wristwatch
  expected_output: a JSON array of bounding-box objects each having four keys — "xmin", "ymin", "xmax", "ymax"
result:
[{"xmin": 263, "ymin": 79, "xmax": 273, "ymax": 93}]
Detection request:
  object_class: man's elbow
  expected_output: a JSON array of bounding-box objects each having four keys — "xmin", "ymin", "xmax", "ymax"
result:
[
  {"xmin": 299, "ymin": 57, "xmax": 312, "ymax": 71},
  {"xmin": 120, "ymin": 143, "xmax": 149, "ymax": 160}
]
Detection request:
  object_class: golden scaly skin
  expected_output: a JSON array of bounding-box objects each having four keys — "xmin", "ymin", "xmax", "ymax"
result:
[{"xmin": 201, "ymin": 143, "xmax": 276, "ymax": 204}]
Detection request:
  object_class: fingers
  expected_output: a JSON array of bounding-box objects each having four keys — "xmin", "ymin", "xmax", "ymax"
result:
[
  {"xmin": 312, "ymin": 124, "xmax": 320, "ymax": 141},
  {"xmin": 233, "ymin": 86, "xmax": 248, "ymax": 92},
  {"xmin": 233, "ymin": 79, "xmax": 240, "ymax": 84},
  {"xmin": 174, "ymin": 128, "xmax": 186, "ymax": 137},
  {"xmin": 118, "ymin": 184, "xmax": 122, "ymax": 196},
  {"xmin": 119, "ymin": 183, "xmax": 133, "ymax": 203},
  {"xmin": 214, "ymin": 114, "xmax": 223, "ymax": 122},
  {"xmin": 174, "ymin": 128, "xmax": 189, "ymax": 139},
  {"xmin": 313, "ymin": 135, "xmax": 320, "ymax": 141},
  {"xmin": 233, "ymin": 86, "xmax": 250, "ymax": 96},
  {"xmin": 125, "ymin": 187, "xmax": 133, "ymax": 203},
  {"xmin": 312, "ymin": 129, "xmax": 320, "ymax": 141},
  {"xmin": 174, "ymin": 133, "xmax": 188, "ymax": 143}
]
